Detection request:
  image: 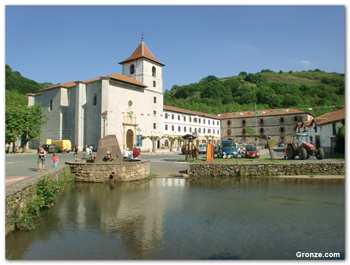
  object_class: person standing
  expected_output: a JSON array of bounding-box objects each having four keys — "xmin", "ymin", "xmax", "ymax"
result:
[
  {"xmin": 52, "ymin": 152, "xmax": 59, "ymax": 167},
  {"xmin": 85, "ymin": 145, "xmax": 92, "ymax": 159},
  {"xmin": 37, "ymin": 146, "xmax": 46, "ymax": 171},
  {"xmin": 73, "ymin": 145, "xmax": 79, "ymax": 161},
  {"xmin": 81, "ymin": 147, "xmax": 88, "ymax": 160}
]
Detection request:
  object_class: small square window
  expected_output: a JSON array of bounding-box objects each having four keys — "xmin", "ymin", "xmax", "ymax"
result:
[
  {"xmin": 153, "ymin": 81, "xmax": 156, "ymax": 87},
  {"xmin": 153, "ymin": 123, "xmax": 157, "ymax": 129},
  {"xmin": 165, "ymin": 113, "xmax": 168, "ymax": 119},
  {"xmin": 178, "ymin": 126, "xmax": 181, "ymax": 132},
  {"xmin": 172, "ymin": 114, "xmax": 174, "ymax": 120},
  {"xmin": 184, "ymin": 127, "xmax": 187, "ymax": 132},
  {"xmin": 154, "ymin": 97, "xmax": 157, "ymax": 103},
  {"xmin": 165, "ymin": 124, "xmax": 168, "ymax": 130},
  {"xmin": 190, "ymin": 127, "xmax": 192, "ymax": 133},
  {"xmin": 172, "ymin": 125, "xmax": 174, "ymax": 131},
  {"xmin": 178, "ymin": 115, "xmax": 180, "ymax": 121},
  {"xmin": 280, "ymin": 117, "xmax": 284, "ymax": 123}
]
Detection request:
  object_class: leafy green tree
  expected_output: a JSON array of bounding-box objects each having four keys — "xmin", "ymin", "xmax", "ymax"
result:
[
  {"xmin": 239, "ymin": 71, "xmax": 247, "ymax": 76},
  {"xmin": 246, "ymin": 127, "xmax": 255, "ymax": 135},
  {"xmin": 200, "ymin": 75, "xmax": 219, "ymax": 83},
  {"xmin": 6, "ymin": 103, "xmax": 48, "ymax": 153},
  {"xmin": 20, "ymin": 104, "xmax": 48, "ymax": 153},
  {"xmin": 335, "ymin": 125, "xmax": 345, "ymax": 153}
]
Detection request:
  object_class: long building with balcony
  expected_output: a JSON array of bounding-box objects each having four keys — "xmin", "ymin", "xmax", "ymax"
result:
[{"xmin": 219, "ymin": 108, "xmax": 313, "ymax": 145}]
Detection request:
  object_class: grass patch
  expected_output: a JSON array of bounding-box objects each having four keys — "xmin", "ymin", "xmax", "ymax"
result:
[{"xmin": 147, "ymin": 174, "xmax": 154, "ymax": 180}]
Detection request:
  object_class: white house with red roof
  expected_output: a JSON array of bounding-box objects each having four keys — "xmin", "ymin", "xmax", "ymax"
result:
[
  {"xmin": 161, "ymin": 105, "xmax": 221, "ymax": 149},
  {"xmin": 27, "ymin": 39, "xmax": 165, "ymax": 152},
  {"xmin": 295, "ymin": 108, "xmax": 345, "ymax": 153}
]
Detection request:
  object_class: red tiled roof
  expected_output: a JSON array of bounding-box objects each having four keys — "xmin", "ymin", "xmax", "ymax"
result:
[
  {"xmin": 219, "ymin": 108, "xmax": 311, "ymax": 118},
  {"xmin": 39, "ymin": 81, "xmax": 77, "ymax": 92},
  {"xmin": 312, "ymin": 109, "xmax": 345, "ymax": 125},
  {"xmin": 34, "ymin": 73, "xmax": 147, "ymax": 95},
  {"xmin": 119, "ymin": 41, "xmax": 165, "ymax": 66},
  {"xmin": 101, "ymin": 73, "xmax": 147, "ymax": 87},
  {"xmin": 163, "ymin": 105, "xmax": 221, "ymax": 119}
]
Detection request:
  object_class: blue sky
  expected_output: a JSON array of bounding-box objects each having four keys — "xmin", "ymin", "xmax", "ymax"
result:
[{"xmin": 5, "ymin": 4, "xmax": 345, "ymax": 92}]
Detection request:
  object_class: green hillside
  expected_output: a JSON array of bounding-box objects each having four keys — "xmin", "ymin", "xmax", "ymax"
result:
[
  {"xmin": 5, "ymin": 64, "xmax": 57, "ymax": 106},
  {"xmin": 164, "ymin": 69, "xmax": 345, "ymax": 117}
]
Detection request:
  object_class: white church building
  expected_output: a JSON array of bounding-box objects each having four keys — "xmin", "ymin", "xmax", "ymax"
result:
[{"xmin": 28, "ymin": 40, "xmax": 165, "ymax": 151}]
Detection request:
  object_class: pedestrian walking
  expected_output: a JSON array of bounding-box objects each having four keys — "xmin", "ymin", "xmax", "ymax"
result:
[
  {"xmin": 52, "ymin": 152, "xmax": 59, "ymax": 167},
  {"xmin": 37, "ymin": 146, "xmax": 46, "ymax": 171},
  {"xmin": 73, "ymin": 145, "xmax": 79, "ymax": 161}
]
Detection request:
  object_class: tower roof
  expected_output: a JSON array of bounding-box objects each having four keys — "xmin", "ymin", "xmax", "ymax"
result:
[{"xmin": 119, "ymin": 40, "xmax": 165, "ymax": 66}]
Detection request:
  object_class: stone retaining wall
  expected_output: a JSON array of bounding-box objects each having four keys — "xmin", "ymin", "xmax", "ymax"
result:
[
  {"xmin": 187, "ymin": 161, "xmax": 345, "ymax": 179},
  {"xmin": 67, "ymin": 160, "xmax": 151, "ymax": 182},
  {"xmin": 5, "ymin": 166, "xmax": 71, "ymax": 234}
]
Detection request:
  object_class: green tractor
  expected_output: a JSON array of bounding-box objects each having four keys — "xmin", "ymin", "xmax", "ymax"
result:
[{"xmin": 286, "ymin": 134, "xmax": 324, "ymax": 160}]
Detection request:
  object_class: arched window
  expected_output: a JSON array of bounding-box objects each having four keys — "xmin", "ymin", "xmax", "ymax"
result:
[
  {"xmin": 93, "ymin": 94, "xmax": 97, "ymax": 106},
  {"xmin": 152, "ymin": 66, "xmax": 156, "ymax": 77},
  {"xmin": 130, "ymin": 64, "xmax": 135, "ymax": 75}
]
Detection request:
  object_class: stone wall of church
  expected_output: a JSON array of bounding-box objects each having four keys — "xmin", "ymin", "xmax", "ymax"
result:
[{"xmin": 39, "ymin": 87, "xmax": 62, "ymax": 145}]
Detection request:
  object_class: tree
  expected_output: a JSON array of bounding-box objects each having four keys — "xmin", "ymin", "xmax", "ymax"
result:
[
  {"xmin": 239, "ymin": 71, "xmax": 247, "ymax": 76},
  {"xmin": 20, "ymin": 104, "xmax": 48, "ymax": 153},
  {"xmin": 335, "ymin": 125, "xmax": 345, "ymax": 153},
  {"xmin": 167, "ymin": 136, "xmax": 177, "ymax": 152},
  {"xmin": 5, "ymin": 103, "xmax": 47, "ymax": 153},
  {"xmin": 246, "ymin": 127, "xmax": 255, "ymax": 135},
  {"xmin": 176, "ymin": 136, "xmax": 183, "ymax": 151}
]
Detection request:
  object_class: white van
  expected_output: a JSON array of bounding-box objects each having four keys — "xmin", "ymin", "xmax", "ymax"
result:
[{"xmin": 198, "ymin": 143, "xmax": 207, "ymax": 154}]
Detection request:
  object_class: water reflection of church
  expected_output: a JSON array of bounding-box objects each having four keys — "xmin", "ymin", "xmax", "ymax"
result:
[{"xmin": 55, "ymin": 179, "xmax": 186, "ymax": 259}]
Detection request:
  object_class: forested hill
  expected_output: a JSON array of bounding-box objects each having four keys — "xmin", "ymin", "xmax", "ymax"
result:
[
  {"xmin": 5, "ymin": 64, "xmax": 56, "ymax": 105},
  {"xmin": 164, "ymin": 69, "xmax": 345, "ymax": 117}
]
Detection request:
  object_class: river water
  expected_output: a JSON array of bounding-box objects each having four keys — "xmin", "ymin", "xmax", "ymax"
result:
[{"xmin": 6, "ymin": 177, "xmax": 345, "ymax": 260}]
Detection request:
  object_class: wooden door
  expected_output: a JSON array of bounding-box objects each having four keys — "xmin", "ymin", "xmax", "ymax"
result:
[{"xmin": 127, "ymin": 130, "xmax": 133, "ymax": 150}]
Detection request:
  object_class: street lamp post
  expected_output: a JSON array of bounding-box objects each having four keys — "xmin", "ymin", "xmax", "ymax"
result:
[
  {"xmin": 101, "ymin": 111, "xmax": 108, "ymax": 138},
  {"xmin": 255, "ymin": 104, "xmax": 257, "ymax": 147}
]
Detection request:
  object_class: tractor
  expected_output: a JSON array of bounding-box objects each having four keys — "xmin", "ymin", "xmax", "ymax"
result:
[{"xmin": 286, "ymin": 134, "xmax": 324, "ymax": 160}]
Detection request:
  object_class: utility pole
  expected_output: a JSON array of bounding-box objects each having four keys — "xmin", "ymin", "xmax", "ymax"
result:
[{"xmin": 255, "ymin": 104, "xmax": 257, "ymax": 147}]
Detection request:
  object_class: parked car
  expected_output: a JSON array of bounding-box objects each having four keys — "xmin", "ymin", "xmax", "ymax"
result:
[
  {"xmin": 88, "ymin": 144, "xmax": 97, "ymax": 152},
  {"xmin": 198, "ymin": 143, "xmax": 207, "ymax": 154},
  {"xmin": 278, "ymin": 142, "xmax": 285, "ymax": 147},
  {"xmin": 242, "ymin": 146, "xmax": 260, "ymax": 159},
  {"xmin": 41, "ymin": 144, "xmax": 58, "ymax": 153},
  {"xmin": 217, "ymin": 140, "xmax": 238, "ymax": 158}
]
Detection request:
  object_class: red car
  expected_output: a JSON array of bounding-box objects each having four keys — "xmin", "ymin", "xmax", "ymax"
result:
[{"xmin": 243, "ymin": 146, "xmax": 260, "ymax": 158}]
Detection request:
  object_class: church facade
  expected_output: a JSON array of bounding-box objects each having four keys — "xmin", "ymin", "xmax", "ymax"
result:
[{"xmin": 28, "ymin": 40, "xmax": 165, "ymax": 151}]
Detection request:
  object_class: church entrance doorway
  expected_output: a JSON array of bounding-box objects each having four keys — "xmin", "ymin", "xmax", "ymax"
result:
[{"xmin": 127, "ymin": 130, "xmax": 134, "ymax": 150}]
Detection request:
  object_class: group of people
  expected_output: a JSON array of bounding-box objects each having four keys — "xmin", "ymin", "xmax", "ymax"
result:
[
  {"xmin": 37, "ymin": 146, "xmax": 59, "ymax": 172},
  {"xmin": 123, "ymin": 147, "xmax": 141, "ymax": 160},
  {"xmin": 37, "ymin": 144, "xmax": 139, "ymax": 171},
  {"xmin": 37, "ymin": 144, "xmax": 94, "ymax": 172}
]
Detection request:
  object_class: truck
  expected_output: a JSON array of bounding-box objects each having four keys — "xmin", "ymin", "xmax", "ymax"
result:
[{"xmin": 52, "ymin": 140, "xmax": 72, "ymax": 153}]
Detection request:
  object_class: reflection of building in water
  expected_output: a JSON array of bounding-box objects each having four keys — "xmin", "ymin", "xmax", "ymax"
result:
[
  {"xmin": 162, "ymin": 178, "xmax": 186, "ymax": 187},
  {"xmin": 55, "ymin": 180, "xmax": 168, "ymax": 259}
]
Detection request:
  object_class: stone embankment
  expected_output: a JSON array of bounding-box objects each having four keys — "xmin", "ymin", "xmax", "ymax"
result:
[
  {"xmin": 67, "ymin": 160, "xmax": 151, "ymax": 182},
  {"xmin": 187, "ymin": 161, "xmax": 345, "ymax": 179}
]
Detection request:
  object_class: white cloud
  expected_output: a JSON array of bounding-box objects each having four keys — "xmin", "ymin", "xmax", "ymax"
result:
[{"xmin": 301, "ymin": 60, "xmax": 312, "ymax": 65}]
